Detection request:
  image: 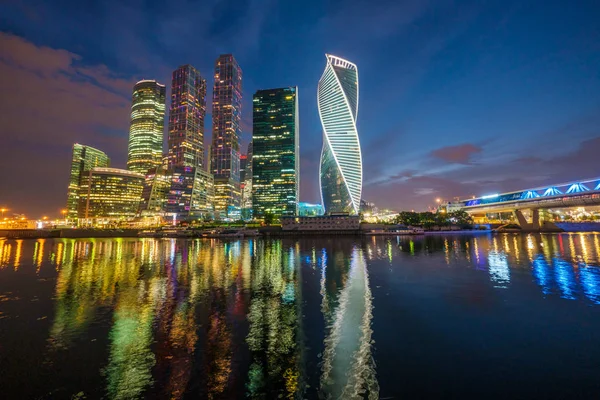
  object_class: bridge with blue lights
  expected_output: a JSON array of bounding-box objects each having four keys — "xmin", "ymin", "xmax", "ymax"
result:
[{"xmin": 450, "ymin": 177, "xmax": 600, "ymax": 231}]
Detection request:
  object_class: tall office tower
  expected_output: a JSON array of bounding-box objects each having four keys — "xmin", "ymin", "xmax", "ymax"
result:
[
  {"xmin": 168, "ymin": 65, "xmax": 207, "ymax": 168},
  {"xmin": 252, "ymin": 87, "xmax": 299, "ymax": 219},
  {"xmin": 66, "ymin": 144, "xmax": 110, "ymax": 220},
  {"xmin": 126, "ymin": 80, "xmax": 166, "ymax": 174},
  {"xmin": 211, "ymin": 54, "xmax": 242, "ymax": 217},
  {"xmin": 318, "ymin": 54, "xmax": 362, "ymax": 215}
]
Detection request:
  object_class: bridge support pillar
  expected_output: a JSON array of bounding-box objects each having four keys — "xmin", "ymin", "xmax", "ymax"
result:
[
  {"xmin": 532, "ymin": 209, "xmax": 540, "ymax": 230},
  {"xmin": 513, "ymin": 210, "xmax": 529, "ymax": 228}
]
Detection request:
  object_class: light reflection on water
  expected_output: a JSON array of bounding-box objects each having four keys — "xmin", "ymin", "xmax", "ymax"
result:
[{"xmin": 0, "ymin": 233, "xmax": 599, "ymax": 398}]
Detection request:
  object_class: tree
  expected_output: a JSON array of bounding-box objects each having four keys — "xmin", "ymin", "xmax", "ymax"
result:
[{"xmin": 263, "ymin": 212, "xmax": 275, "ymax": 225}]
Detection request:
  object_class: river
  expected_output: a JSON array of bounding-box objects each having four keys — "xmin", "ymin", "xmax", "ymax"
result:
[{"xmin": 0, "ymin": 233, "xmax": 599, "ymax": 399}]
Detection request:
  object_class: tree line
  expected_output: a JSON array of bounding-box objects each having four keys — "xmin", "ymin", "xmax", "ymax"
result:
[{"xmin": 393, "ymin": 210, "xmax": 474, "ymax": 229}]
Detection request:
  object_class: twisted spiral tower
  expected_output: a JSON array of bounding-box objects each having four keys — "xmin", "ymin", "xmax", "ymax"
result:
[{"xmin": 318, "ymin": 54, "xmax": 363, "ymax": 214}]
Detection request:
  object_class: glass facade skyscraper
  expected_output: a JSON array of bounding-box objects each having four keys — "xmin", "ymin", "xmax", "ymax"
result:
[
  {"xmin": 211, "ymin": 54, "xmax": 242, "ymax": 216},
  {"xmin": 318, "ymin": 55, "xmax": 362, "ymax": 214},
  {"xmin": 66, "ymin": 144, "xmax": 110, "ymax": 220},
  {"xmin": 168, "ymin": 65, "xmax": 207, "ymax": 169},
  {"xmin": 126, "ymin": 80, "xmax": 166, "ymax": 174},
  {"xmin": 252, "ymin": 87, "xmax": 299, "ymax": 218}
]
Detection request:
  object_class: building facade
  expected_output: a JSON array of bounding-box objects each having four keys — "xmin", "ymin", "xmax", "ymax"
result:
[
  {"xmin": 168, "ymin": 65, "xmax": 207, "ymax": 169},
  {"xmin": 139, "ymin": 166, "xmax": 171, "ymax": 214},
  {"xmin": 126, "ymin": 80, "xmax": 166, "ymax": 174},
  {"xmin": 211, "ymin": 54, "xmax": 242, "ymax": 216},
  {"xmin": 318, "ymin": 54, "xmax": 362, "ymax": 215},
  {"xmin": 66, "ymin": 144, "xmax": 110, "ymax": 220},
  {"xmin": 166, "ymin": 166, "xmax": 214, "ymax": 220},
  {"xmin": 252, "ymin": 87, "xmax": 299, "ymax": 219},
  {"xmin": 240, "ymin": 142, "xmax": 254, "ymax": 218},
  {"xmin": 77, "ymin": 168, "xmax": 144, "ymax": 223},
  {"xmin": 281, "ymin": 214, "xmax": 360, "ymax": 231},
  {"xmin": 298, "ymin": 202, "xmax": 324, "ymax": 217}
]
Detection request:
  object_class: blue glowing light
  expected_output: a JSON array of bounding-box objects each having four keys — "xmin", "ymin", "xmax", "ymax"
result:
[
  {"xmin": 521, "ymin": 190, "xmax": 540, "ymax": 199},
  {"xmin": 566, "ymin": 183, "xmax": 590, "ymax": 194},
  {"xmin": 554, "ymin": 258, "xmax": 576, "ymax": 300},
  {"xmin": 532, "ymin": 255, "xmax": 553, "ymax": 295},
  {"xmin": 481, "ymin": 193, "xmax": 499, "ymax": 199},
  {"xmin": 595, "ymin": 182, "xmax": 600, "ymax": 190},
  {"xmin": 542, "ymin": 187, "xmax": 562, "ymax": 197}
]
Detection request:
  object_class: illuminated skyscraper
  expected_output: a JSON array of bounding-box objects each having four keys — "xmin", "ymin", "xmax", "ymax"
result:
[
  {"xmin": 66, "ymin": 144, "xmax": 110, "ymax": 220},
  {"xmin": 252, "ymin": 87, "xmax": 299, "ymax": 218},
  {"xmin": 168, "ymin": 65, "xmax": 207, "ymax": 169},
  {"xmin": 318, "ymin": 54, "xmax": 362, "ymax": 214},
  {"xmin": 126, "ymin": 80, "xmax": 166, "ymax": 174},
  {"xmin": 211, "ymin": 54, "xmax": 242, "ymax": 217}
]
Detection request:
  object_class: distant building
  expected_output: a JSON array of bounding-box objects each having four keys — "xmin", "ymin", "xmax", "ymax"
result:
[
  {"xmin": 281, "ymin": 214, "xmax": 360, "ymax": 231},
  {"xmin": 66, "ymin": 144, "xmax": 110, "ymax": 220},
  {"xmin": 298, "ymin": 202, "xmax": 324, "ymax": 217},
  {"xmin": 318, "ymin": 54, "xmax": 362, "ymax": 215},
  {"xmin": 126, "ymin": 80, "xmax": 166, "ymax": 174},
  {"xmin": 78, "ymin": 168, "xmax": 144, "ymax": 224},
  {"xmin": 211, "ymin": 54, "xmax": 242, "ymax": 216},
  {"xmin": 139, "ymin": 166, "xmax": 171, "ymax": 214},
  {"xmin": 252, "ymin": 87, "xmax": 299, "ymax": 219},
  {"xmin": 240, "ymin": 150, "xmax": 253, "ymax": 219},
  {"xmin": 168, "ymin": 65, "xmax": 207, "ymax": 169},
  {"xmin": 166, "ymin": 166, "xmax": 214, "ymax": 220}
]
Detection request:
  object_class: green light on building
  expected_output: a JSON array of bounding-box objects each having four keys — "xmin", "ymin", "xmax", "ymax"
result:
[
  {"xmin": 127, "ymin": 80, "xmax": 166, "ymax": 174},
  {"xmin": 252, "ymin": 87, "xmax": 299, "ymax": 219},
  {"xmin": 66, "ymin": 144, "xmax": 110, "ymax": 220}
]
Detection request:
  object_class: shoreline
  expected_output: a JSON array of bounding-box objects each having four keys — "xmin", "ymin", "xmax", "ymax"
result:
[{"xmin": 1, "ymin": 228, "xmax": 599, "ymax": 240}]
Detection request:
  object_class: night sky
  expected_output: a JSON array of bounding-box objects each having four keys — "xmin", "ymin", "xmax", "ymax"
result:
[{"xmin": 1, "ymin": 0, "xmax": 600, "ymax": 217}]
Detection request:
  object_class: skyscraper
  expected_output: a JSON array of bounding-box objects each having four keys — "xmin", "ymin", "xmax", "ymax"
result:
[
  {"xmin": 318, "ymin": 54, "xmax": 362, "ymax": 214},
  {"xmin": 66, "ymin": 144, "xmax": 110, "ymax": 220},
  {"xmin": 211, "ymin": 54, "xmax": 242, "ymax": 217},
  {"xmin": 252, "ymin": 87, "xmax": 299, "ymax": 218},
  {"xmin": 168, "ymin": 65, "xmax": 207, "ymax": 169},
  {"xmin": 126, "ymin": 80, "xmax": 166, "ymax": 174}
]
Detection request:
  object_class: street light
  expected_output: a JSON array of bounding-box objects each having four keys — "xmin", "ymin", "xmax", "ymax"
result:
[{"xmin": 0, "ymin": 208, "xmax": 6, "ymax": 218}]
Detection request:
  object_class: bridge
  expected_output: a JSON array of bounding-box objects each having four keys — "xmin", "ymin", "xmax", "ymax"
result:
[{"xmin": 449, "ymin": 177, "xmax": 600, "ymax": 231}]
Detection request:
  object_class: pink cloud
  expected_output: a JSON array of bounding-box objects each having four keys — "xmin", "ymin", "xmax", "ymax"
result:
[
  {"xmin": 0, "ymin": 33, "xmax": 137, "ymax": 216},
  {"xmin": 430, "ymin": 143, "xmax": 482, "ymax": 164}
]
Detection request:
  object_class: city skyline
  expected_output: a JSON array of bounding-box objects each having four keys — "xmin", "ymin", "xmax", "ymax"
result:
[{"xmin": 1, "ymin": 1, "xmax": 600, "ymax": 216}]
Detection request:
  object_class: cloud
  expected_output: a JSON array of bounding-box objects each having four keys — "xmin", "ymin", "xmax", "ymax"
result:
[
  {"xmin": 430, "ymin": 143, "xmax": 482, "ymax": 164},
  {"xmin": 0, "ymin": 33, "xmax": 136, "ymax": 215}
]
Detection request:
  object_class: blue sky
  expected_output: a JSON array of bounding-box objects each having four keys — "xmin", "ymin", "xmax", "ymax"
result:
[{"xmin": 1, "ymin": 0, "xmax": 599, "ymax": 216}]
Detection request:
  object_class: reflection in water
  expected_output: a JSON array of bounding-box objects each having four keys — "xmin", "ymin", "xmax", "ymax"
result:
[
  {"xmin": 532, "ymin": 255, "xmax": 553, "ymax": 295},
  {"xmin": 1, "ymin": 233, "xmax": 599, "ymax": 398},
  {"xmin": 488, "ymin": 251, "xmax": 510, "ymax": 288},
  {"xmin": 320, "ymin": 247, "xmax": 378, "ymax": 399}
]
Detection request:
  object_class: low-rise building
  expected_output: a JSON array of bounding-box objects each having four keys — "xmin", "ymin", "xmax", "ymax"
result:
[
  {"xmin": 166, "ymin": 166, "xmax": 214, "ymax": 220},
  {"xmin": 78, "ymin": 168, "xmax": 145, "ymax": 225},
  {"xmin": 281, "ymin": 213, "xmax": 360, "ymax": 231}
]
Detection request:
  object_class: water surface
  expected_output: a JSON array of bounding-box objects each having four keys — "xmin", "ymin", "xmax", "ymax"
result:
[{"xmin": 1, "ymin": 233, "xmax": 599, "ymax": 399}]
